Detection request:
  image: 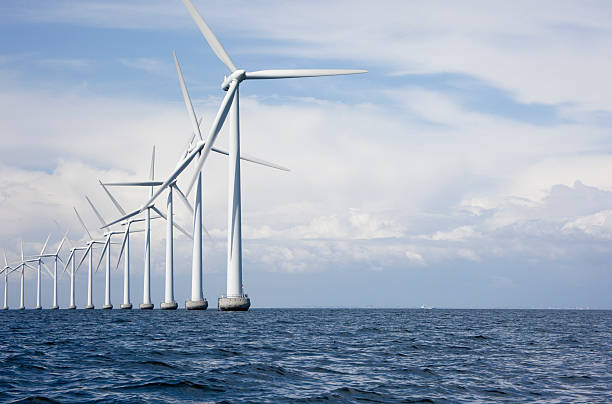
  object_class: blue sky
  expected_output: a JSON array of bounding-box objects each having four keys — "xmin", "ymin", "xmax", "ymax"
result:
[{"xmin": 1, "ymin": 0, "xmax": 612, "ymax": 309}]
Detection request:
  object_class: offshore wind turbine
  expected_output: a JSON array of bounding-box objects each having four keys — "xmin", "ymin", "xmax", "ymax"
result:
[
  {"xmin": 2, "ymin": 250, "xmax": 11, "ymax": 310},
  {"xmin": 28, "ymin": 234, "xmax": 52, "ymax": 309},
  {"xmin": 73, "ymin": 207, "xmax": 105, "ymax": 309},
  {"xmin": 36, "ymin": 232, "xmax": 68, "ymax": 309},
  {"xmin": 138, "ymin": 0, "xmax": 365, "ymax": 310},
  {"xmin": 86, "ymin": 196, "xmax": 127, "ymax": 310},
  {"xmin": 99, "ymin": 181, "xmax": 147, "ymax": 310},
  {"xmin": 15, "ymin": 241, "xmax": 37, "ymax": 309},
  {"xmin": 63, "ymin": 245, "xmax": 88, "ymax": 309}
]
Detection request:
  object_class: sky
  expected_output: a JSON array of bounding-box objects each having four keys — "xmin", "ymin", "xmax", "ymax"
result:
[{"xmin": 1, "ymin": 0, "xmax": 611, "ymax": 309}]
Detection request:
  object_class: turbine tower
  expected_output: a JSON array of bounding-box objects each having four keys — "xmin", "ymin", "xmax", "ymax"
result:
[{"xmin": 139, "ymin": 0, "xmax": 365, "ymax": 310}]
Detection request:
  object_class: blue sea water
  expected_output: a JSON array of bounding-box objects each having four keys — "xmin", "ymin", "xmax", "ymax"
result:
[{"xmin": 0, "ymin": 309, "xmax": 610, "ymax": 403}]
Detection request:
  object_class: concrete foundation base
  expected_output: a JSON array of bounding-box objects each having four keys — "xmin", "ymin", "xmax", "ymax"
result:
[
  {"xmin": 102, "ymin": 304, "xmax": 113, "ymax": 310},
  {"xmin": 85, "ymin": 304, "xmax": 95, "ymax": 309},
  {"xmin": 18, "ymin": 306, "xmax": 25, "ymax": 310},
  {"xmin": 2, "ymin": 307, "xmax": 8, "ymax": 310},
  {"xmin": 51, "ymin": 305, "xmax": 59, "ymax": 310},
  {"xmin": 140, "ymin": 303, "xmax": 154, "ymax": 310},
  {"xmin": 218, "ymin": 296, "xmax": 251, "ymax": 311},
  {"xmin": 66, "ymin": 305, "xmax": 76, "ymax": 310},
  {"xmin": 34, "ymin": 306, "xmax": 42, "ymax": 310},
  {"xmin": 185, "ymin": 299, "xmax": 208, "ymax": 310},
  {"xmin": 120, "ymin": 303, "xmax": 132, "ymax": 309},
  {"xmin": 160, "ymin": 302, "xmax": 178, "ymax": 310}
]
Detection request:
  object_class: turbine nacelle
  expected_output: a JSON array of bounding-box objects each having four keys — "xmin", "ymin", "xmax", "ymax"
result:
[{"xmin": 221, "ymin": 69, "xmax": 246, "ymax": 91}]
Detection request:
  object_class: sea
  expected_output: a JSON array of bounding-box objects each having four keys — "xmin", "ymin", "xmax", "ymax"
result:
[{"xmin": 0, "ymin": 309, "xmax": 610, "ymax": 403}]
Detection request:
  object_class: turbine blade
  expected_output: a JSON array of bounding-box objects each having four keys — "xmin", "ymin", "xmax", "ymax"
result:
[
  {"xmin": 3, "ymin": 248, "xmax": 8, "ymax": 267},
  {"xmin": 150, "ymin": 145, "xmax": 156, "ymax": 197},
  {"xmin": 85, "ymin": 196, "xmax": 106, "ymax": 227},
  {"xmin": 95, "ymin": 238, "xmax": 109, "ymax": 272},
  {"xmin": 102, "ymin": 208, "xmax": 142, "ymax": 229},
  {"xmin": 115, "ymin": 224, "xmax": 130, "ymax": 270},
  {"xmin": 74, "ymin": 207, "xmax": 93, "ymax": 240},
  {"xmin": 185, "ymin": 80, "xmax": 238, "ymax": 195},
  {"xmin": 102, "ymin": 181, "xmax": 163, "ymax": 187},
  {"xmin": 245, "ymin": 69, "xmax": 367, "ymax": 80},
  {"xmin": 209, "ymin": 146, "xmax": 288, "ymax": 170},
  {"xmin": 63, "ymin": 250, "xmax": 74, "ymax": 273},
  {"xmin": 40, "ymin": 233, "xmax": 51, "ymax": 255},
  {"xmin": 181, "ymin": 0, "xmax": 237, "ymax": 72},
  {"xmin": 174, "ymin": 51, "xmax": 203, "ymax": 146},
  {"xmin": 151, "ymin": 206, "xmax": 193, "ymax": 240},
  {"xmin": 41, "ymin": 261, "xmax": 53, "ymax": 278},
  {"xmin": 173, "ymin": 184, "xmax": 193, "ymax": 215},
  {"xmin": 56, "ymin": 231, "xmax": 68, "ymax": 255},
  {"xmin": 140, "ymin": 80, "xmax": 238, "ymax": 210},
  {"xmin": 150, "ymin": 146, "xmax": 155, "ymax": 181},
  {"xmin": 20, "ymin": 240, "xmax": 24, "ymax": 261},
  {"xmin": 54, "ymin": 221, "xmax": 74, "ymax": 249},
  {"xmin": 99, "ymin": 180, "xmax": 127, "ymax": 215},
  {"xmin": 75, "ymin": 244, "xmax": 92, "ymax": 272}
]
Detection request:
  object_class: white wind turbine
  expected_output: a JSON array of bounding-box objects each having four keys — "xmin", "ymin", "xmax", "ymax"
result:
[
  {"xmin": 73, "ymin": 207, "xmax": 105, "ymax": 309},
  {"xmin": 25, "ymin": 235, "xmax": 53, "ymax": 310},
  {"xmin": 2, "ymin": 249, "xmax": 12, "ymax": 310},
  {"xmin": 137, "ymin": 0, "xmax": 366, "ymax": 310},
  {"xmin": 36, "ymin": 232, "xmax": 68, "ymax": 309},
  {"xmin": 98, "ymin": 181, "xmax": 149, "ymax": 310},
  {"xmin": 63, "ymin": 244, "xmax": 88, "ymax": 309},
  {"xmin": 14, "ymin": 241, "xmax": 38, "ymax": 310}
]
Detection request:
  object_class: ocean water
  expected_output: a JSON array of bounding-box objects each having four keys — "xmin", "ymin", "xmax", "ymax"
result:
[{"xmin": 0, "ymin": 309, "xmax": 610, "ymax": 403}]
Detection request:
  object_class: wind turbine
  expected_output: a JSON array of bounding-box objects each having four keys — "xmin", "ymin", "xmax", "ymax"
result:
[
  {"xmin": 63, "ymin": 244, "xmax": 87, "ymax": 309},
  {"xmin": 2, "ymin": 249, "xmax": 11, "ymax": 310},
  {"xmin": 36, "ymin": 232, "xmax": 68, "ymax": 309},
  {"xmin": 14, "ymin": 241, "xmax": 38, "ymax": 309},
  {"xmin": 27, "ymin": 234, "xmax": 53, "ymax": 309},
  {"xmin": 73, "ymin": 207, "xmax": 105, "ymax": 309},
  {"xmin": 137, "ymin": 0, "xmax": 365, "ymax": 310}
]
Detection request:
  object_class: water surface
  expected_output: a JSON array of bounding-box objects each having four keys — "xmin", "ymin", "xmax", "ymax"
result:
[{"xmin": 0, "ymin": 309, "xmax": 610, "ymax": 403}]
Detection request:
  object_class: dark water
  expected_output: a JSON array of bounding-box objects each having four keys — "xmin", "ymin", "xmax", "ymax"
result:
[{"xmin": 0, "ymin": 309, "xmax": 610, "ymax": 403}]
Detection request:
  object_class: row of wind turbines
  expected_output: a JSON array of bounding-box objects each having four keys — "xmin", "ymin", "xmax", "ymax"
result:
[{"xmin": 0, "ymin": 0, "xmax": 366, "ymax": 311}]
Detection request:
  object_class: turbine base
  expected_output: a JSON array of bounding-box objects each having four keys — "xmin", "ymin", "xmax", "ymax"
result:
[
  {"xmin": 2, "ymin": 306, "xmax": 8, "ymax": 310},
  {"xmin": 102, "ymin": 304, "xmax": 113, "ymax": 310},
  {"xmin": 218, "ymin": 296, "xmax": 250, "ymax": 311},
  {"xmin": 140, "ymin": 303, "xmax": 154, "ymax": 310},
  {"xmin": 66, "ymin": 305, "xmax": 76, "ymax": 310},
  {"xmin": 18, "ymin": 306, "xmax": 25, "ymax": 310},
  {"xmin": 51, "ymin": 305, "xmax": 59, "ymax": 310},
  {"xmin": 160, "ymin": 302, "xmax": 178, "ymax": 310},
  {"xmin": 34, "ymin": 306, "xmax": 42, "ymax": 310},
  {"xmin": 120, "ymin": 303, "xmax": 133, "ymax": 309},
  {"xmin": 84, "ymin": 304, "xmax": 95, "ymax": 310},
  {"xmin": 185, "ymin": 299, "xmax": 208, "ymax": 310}
]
